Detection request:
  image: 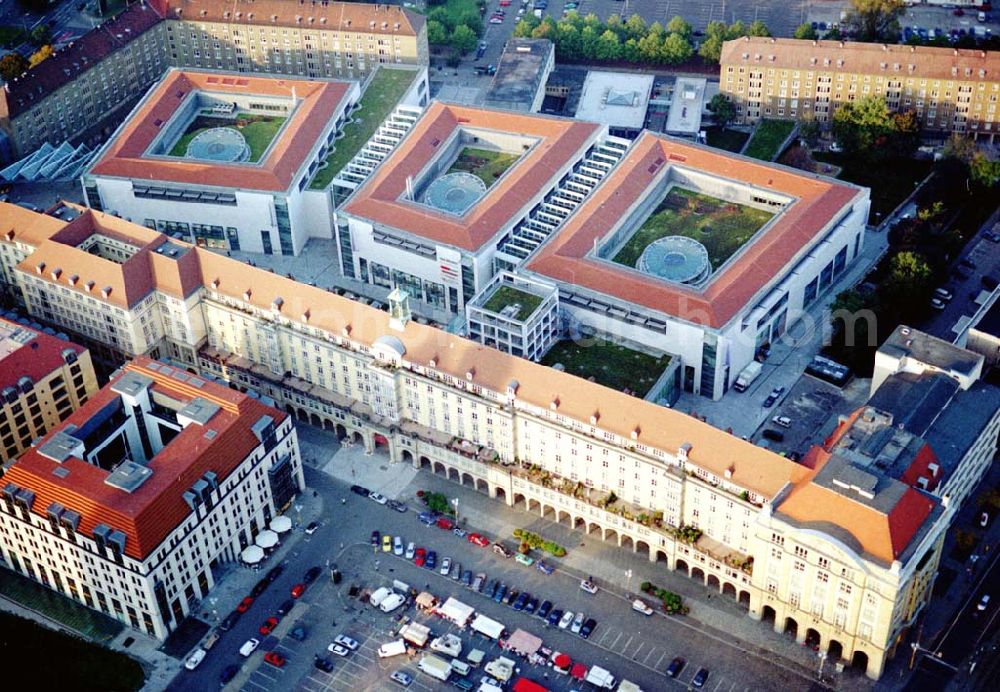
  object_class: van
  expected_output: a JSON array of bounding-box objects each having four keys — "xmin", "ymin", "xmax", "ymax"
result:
[
  {"xmin": 369, "ymin": 586, "xmax": 392, "ymax": 607},
  {"xmin": 378, "ymin": 639, "xmax": 408, "ymax": 658},
  {"xmin": 202, "ymin": 631, "xmax": 220, "ymax": 650},
  {"xmin": 450, "ymin": 658, "xmax": 471, "ymax": 676},
  {"xmin": 184, "ymin": 647, "xmax": 207, "ymax": 670},
  {"xmin": 772, "ymin": 416, "xmax": 792, "ymax": 429},
  {"xmin": 762, "ymin": 429, "xmax": 785, "ymax": 442},
  {"xmin": 632, "ymin": 599, "xmax": 654, "ymax": 615}
]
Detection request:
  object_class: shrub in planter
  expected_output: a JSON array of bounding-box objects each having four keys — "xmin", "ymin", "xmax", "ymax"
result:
[{"xmin": 640, "ymin": 581, "xmax": 652, "ymax": 593}]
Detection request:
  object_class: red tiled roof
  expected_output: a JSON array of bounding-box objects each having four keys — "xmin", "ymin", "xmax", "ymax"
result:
[
  {"xmin": 900, "ymin": 443, "xmax": 942, "ymax": 493},
  {"xmin": 0, "ymin": 318, "xmax": 84, "ymax": 392},
  {"xmin": 88, "ymin": 69, "xmax": 354, "ymax": 192},
  {"xmin": 4, "ymin": 357, "xmax": 285, "ymax": 560},
  {"xmin": 149, "ymin": 0, "xmax": 425, "ymax": 35},
  {"xmin": 0, "ymin": 3, "xmax": 164, "ymax": 118},
  {"xmin": 341, "ymin": 102, "xmax": 601, "ymax": 251},
  {"xmin": 526, "ymin": 132, "xmax": 861, "ymax": 329},
  {"xmin": 721, "ymin": 36, "xmax": 1000, "ymax": 83}
]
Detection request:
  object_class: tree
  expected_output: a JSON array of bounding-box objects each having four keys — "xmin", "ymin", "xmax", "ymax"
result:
[
  {"xmin": 0, "ymin": 51, "xmax": 28, "ymax": 82},
  {"xmin": 844, "ymin": 0, "xmax": 905, "ymax": 42},
  {"xmin": 970, "ymin": 152, "xmax": 1000, "ymax": 187},
  {"xmin": 29, "ymin": 24, "xmax": 50, "ymax": 47},
  {"xmin": 450, "ymin": 24, "xmax": 477, "ymax": 55},
  {"xmin": 637, "ymin": 31, "xmax": 662, "ymax": 64},
  {"xmin": 667, "ymin": 16, "xmax": 692, "ymax": 40},
  {"xmin": 881, "ymin": 250, "xmax": 933, "ymax": 310},
  {"xmin": 698, "ymin": 21, "xmax": 727, "ymax": 63},
  {"xmin": 28, "ymin": 44, "xmax": 52, "ymax": 68},
  {"xmin": 427, "ymin": 20, "xmax": 448, "ymax": 46},
  {"xmin": 513, "ymin": 17, "xmax": 539, "ymax": 38},
  {"xmin": 594, "ymin": 29, "xmax": 622, "ymax": 61},
  {"xmin": 579, "ymin": 25, "xmax": 600, "ymax": 60},
  {"xmin": 661, "ymin": 32, "xmax": 693, "ymax": 64},
  {"xmin": 748, "ymin": 20, "xmax": 771, "ymax": 37},
  {"xmin": 832, "ymin": 95, "xmax": 917, "ymax": 161},
  {"xmin": 794, "ymin": 22, "xmax": 818, "ymax": 40},
  {"xmin": 707, "ymin": 93, "xmax": 737, "ymax": 129},
  {"xmin": 624, "ymin": 13, "xmax": 647, "ymax": 39},
  {"xmin": 798, "ymin": 115, "xmax": 821, "ymax": 146},
  {"xmin": 427, "ymin": 7, "xmax": 454, "ymax": 32}
]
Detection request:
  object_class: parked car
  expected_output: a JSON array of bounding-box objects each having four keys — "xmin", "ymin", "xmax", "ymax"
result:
[
  {"xmin": 277, "ymin": 599, "xmax": 294, "ymax": 616},
  {"xmin": 571, "ymin": 611, "xmax": 585, "ymax": 633},
  {"xmin": 461, "ymin": 569, "xmax": 473, "ymax": 586},
  {"xmin": 314, "ymin": 656, "xmax": 335, "ymax": 672},
  {"xmin": 580, "ymin": 579, "xmax": 598, "ymax": 594},
  {"xmin": 505, "ymin": 589, "xmax": 519, "ymax": 606},
  {"xmin": 468, "ymin": 533, "xmax": 490, "ymax": 547},
  {"xmin": 329, "ymin": 644, "xmax": 350, "ymax": 657},
  {"xmin": 305, "ymin": 521, "xmax": 320, "ymax": 535},
  {"xmin": 251, "ymin": 578, "xmax": 269, "ymax": 597},
  {"xmin": 334, "ymin": 634, "xmax": 359, "ymax": 650},
  {"xmin": 259, "ymin": 617, "xmax": 279, "ymax": 636},
  {"xmin": 414, "ymin": 547, "xmax": 427, "ymax": 567},
  {"xmin": 288, "ymin": 626, "xmax": 307, "ymax": 641},
  {"xmin": 406, "ymin": 542, "xmax": 416, "ymax": 559},
  {"xmin": 580, "ymin": 617, "xmax": 597, "ymax": 638},
  {"xmin": 394, "ymin": 536, "xmax": 404, "ymax": 556},
  {"xmin": 472, "ymin": 572, "xmax": 487, "ymax": 592},
  {"xmin": 772, "ymin": 415, "xmax": 792, "ymax": 429},
  {"xmin": 978, "ymin": 594, "xmax": 991, "ymax": 611},
  {"xmin": 934, "ymin": 287, "xmax": 954, "ymax": 301},
  {"xmin": 418, "ymin": 511, "xmax": 438, "ymax": 526},
  {"xmin": 184, "ymin": 648, "xmax": 207, "ymax": 670},
  {"xmin": 512, "ymin": 592, "xmax": 529, "ymax": 611},
  {"xmin": 220, "ymin": 665, "xmax": 240, "ymax": 684},
  {"xmin": 453, "ymin": 526, "xmax": 468, "ymax": 538},
  {"xmin": 930, "ymin": 297, "xmax": 947, "ymax": 310},
  {"xmin": 390, "ymin": 671, "xmax": 413, "ymax": 687},
  {"xmin": 304, "ymin": 566, "xmax": 322, "ymax": 584},
  {"xmin": 558, "ymin": 610, "xmax": 575, "ymax": 629},
  {"xmin": 763, "ymin": 386, "xmax": 785, "ymax": 408},
  {"xmin": 237, "ymin": 596, "xmax": 255, "ymax": 613},
  {"xmin": 537, "ymin": 600, "xmax": 553, "ymax": 619},
  {"xmin": 388, "ymin": 499, "xmax": 408, "ymax": 513},
  {"xmin": 263, "ymin": 651, "xmax": 286, "ymax": 668},
  {"xmin": 370, "ymin": 530, "xmax": 380, "ymax": 547},
  {"xmin": 239, "ymin": 638, "xmax": 261, "ymax": 657},
  {"xmin": 451, "ymin": 561, "xmax": 463, "ymax": 580},
  {"xmin": 493, "ymin": 543, "xmax": 513, "ymax": 558},
  {"xmin": 515, "ymin": 553, "xmax": 534, "ymax": 567},
  {"xmin": 436, "ymin": 516, "xmax": 455, "ymax": 530},
  {"xmin": 426, "ymin": 550, "xmax": 438, "ymax": 570},
  {"xmin": 524, "ymin": 597, "xmax": 539, "ymax": 614},
  {"xmin": 440, "ymin": 557, "xmax": 453, "ymax": 576},
  {"xmin": 693, "ymin": 667, "xmax": 710, "ymax": 688},
  {"xmin": 548, "ymin": 608, "xmax": 564, "ymax": 627},
  {"xmin": 762, "ymin": 429, "xmax": 785, "ymax": 442},
  {"xmin": 382, "ymin": 534, "xmax": 393, "ymax": 552},
  {"xmin": 666, "ymin": 656, "xmax": 686, "ymax": 678},
  {"xmin": 494, "ymin": 583, "xmax": 508, "ymax": 603},
  {"xmin": 536, "ymin": 560, "xmax": 554, "ymax": 575},
  {"xmin": 350, "ymin": 484, "xmax": 371, "ymax": 496},
  {"xmin": 219, "ymin": 611, "xmax": 240, "ymax": 631},
  {"xmin": 202, "ymin": 631, "xmax": 220, "ymax": 650}
]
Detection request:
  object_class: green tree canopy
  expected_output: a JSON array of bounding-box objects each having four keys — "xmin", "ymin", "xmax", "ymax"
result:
[
  {"xmin": 707, "ymin": 93, "xmax": 737, "ymax": 129},
  {"xmin": 513, "ymin": 17, "xmax": 540, "ymax": 38},
  {"xmin": 661, "ymin": 31, "xmax": 693, "ymax": 64},
  {"xmin": 844, "ymin": 0, "xmax": 905, "ymax": 42},
  {"xmin": 427, "ymin": 20, "xmax": 449, "ymax": 46},
  {"xmin": 832, "ymin": 95, "xmax": 918, "ymax": 161},
  {"xmin": 794, "ymin": 22, "xmax": 818, "ymax": 40},
  {"xmin": 667, "ymin": 15, "xmax": 692, "ymax": 39},
  {"xmin": 881, "ymin": 250, "xmax": 933, "ymax": 310},
  {"xmin": 450, "ymin": 24, "xmax": 478, "ymax": 54},
  {"xmin": 0, "ymin": 52, "xmax": 28, "ymax": 82},
  {"xmin": 748, "ymin": 20, "xmax": 770, "ymax": 37}
]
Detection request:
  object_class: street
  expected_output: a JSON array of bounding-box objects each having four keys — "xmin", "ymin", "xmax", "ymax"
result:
[{"xmin": 0, "ymin": 0, "xmax": 94, "ymax": 58}]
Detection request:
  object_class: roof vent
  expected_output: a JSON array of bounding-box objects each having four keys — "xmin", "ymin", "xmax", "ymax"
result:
[
  {"xmin": 590, "ymin": 412, "xmax": 599, "ymax": 425},
  {"xmin": 101, "ymin": 286, "xmax": 112, "ymax": 299},
  {"xmin": 428, "ymin": 356, "xmax": 437, "ymax": 368},
  {"xmin": 928, "ymin": 463, "xmax": 940, "ymax": 477},
  {"xmin": 341, "ymin": 324, "xmax": 352, "ymax": 337},
  {"xmin": 68, "ymin": 274, "xmax": 78, "ymax": 286},
  {"xmin": 85, "ymin": 280, "xmax": 95, "ymax": 292},
  {"xmin": 465, "ymin": 368, "xmax": 475, "ymax": 381}
]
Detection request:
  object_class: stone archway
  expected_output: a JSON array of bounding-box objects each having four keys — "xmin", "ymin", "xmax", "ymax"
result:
[
  {"xmin": 675, "ymin": 558, "xmax": 690, "ymax": 575},
  {"xmin": 635, "ymin": 540, "xmax": 650, "ymax": 559},
  {"xmin": 739, "ymin": 590, "xmax": 751, "ymax": 607},
  {"xmin": 433, "ymin": 462, "xmax": 447, "ymax": 476},
  {"xmin": 476, "ymin": 479, "xmax": 489, "ymax": 494},
  {"xmin": 604, "ymin": 528, "xmax": 619, "ymax": 545},
  {"xmin": 587, "ymin": 522, "xmax": 601, "ymax": 536},
  {"xmin": 401, "ymin": 450, "xmax": 414, "ymax": 465},
  {"xmin": 690, "ymin": 566, "xmax": 706, "ymax": 583},
  {"xmin": 655, "ymin": 550, "xmax": 669, "ymax": 564},
  {"xmin": 322, "ymin": 418, "xmax": 333, "ymax": 431},
  {"xmin": 761, "ymin": 605, "xmax": 776, "ymax": 625},
  {"xmin": 722, "ymin": 582, "xmax": 737, "ymax": 598},
  {"xmin": 851, "ymin": 651, "xmax": 869, "ymax": 675},
  {"xmin": 707, "ymin": 574, "xmax": 721, "ymax": 590},
  {"xmin": 513, "ymin": 494, "xmax": 527, "ymax": 509},
  {"xmin": 297, "ymin": 408, "xmax": 308, "ymax": 421},
  {"xmin": 419, "ymin": 455, "xmax": 431, "ymax": 470},
  {"xmin": 805, "ymin": 628, "xmax": 821, "ymax": 650},
  {"xmin": 574, "ymin": 517, "xmax": 586, "ymax": 531},
  {"xmin": 310, "ymin": 412, "xmax": 321, "ymax": 427},
  {"xmin": 541, "ymin": 504, "xmax": 555, "ymax": 520},
  {"xmin": 494, "ymin": 487, "xmax": 506, "ymax": 502},
  {"xmin": 374, "ymin": 434, "xmax": 389, "ymax": 448},
  {"xmin": 784, "ymin": 617, "xmax": 798, "ymax": 639},
  {"xmin": 336, "ymin": 424, "xmax": 347, "ymax": 439},
  {"xmin": 527, "ymin": 498, "xmax": 541, "ymax": 513},
  {"xmin": 620, "ymin": 535, "xmax": 634, "ymax": 551},
  {"xmin": 557, "ymin": 511, "xmax": 572, "ymax": 527},
  {"xmin": 447, "ymin": 467, "xmax": 460, "ymax": 482},
  {"xmin": 827, "ymin": 639, "xmax": 844, "ymax": 661},
  {"xmin": 285, "ymin": 404, "xmax": 295, "ymax": 416},
  {"xmin": 351, "ymin": 431, "xmax": 362, "ymax": 444},
  {"xmin": 461, "ymin": 472, "xmax": 475, "ymax": 488}
]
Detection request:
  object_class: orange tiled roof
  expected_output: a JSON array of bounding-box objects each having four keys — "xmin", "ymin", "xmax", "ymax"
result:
[
  {"xmin": 149, "ymin": 0, "xmax": 425, "ymax": 35},
  {"xmin": 88, "ymin": 69, "xmax": 353, "ymax": 192},
  {"xmin": 526, "ymin": 132, "xmax": 861, "ymax": 329},
  {"xmin": 341, "ymin": 102, "xmax": 602, "ymax": 251},
  {"xmin": 720, "ymin": 36, "xmax": 1000, "ymax": 82},
  {"xmin": 5, "ymin": 357, "xmax": 285, "ymax": 560}
]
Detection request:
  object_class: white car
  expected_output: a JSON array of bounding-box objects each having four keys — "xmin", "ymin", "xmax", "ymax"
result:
[
  {"xmin": 978, "ymin": 594, "xmax": 991, "ymax": 611},
  {"xmin": 571, "ymin": 611, "xmax": 585, "ymax": 633},
  {"xmin": 334, "ymin": 634, "xmax": 360, "ymax": 650},
  {"xmin": 558, "ymin": 611, "xmax": 574, "ymax": 629},
  {"xmin": 380, "ymin": 592, "xmax": 406, "ymax": 613},
  {"xmin": 405, "ymin": 541, "xmax": 416, "ymax": 559},
  {"xmin": 440, "ymin": 557, "xmax": 452, "ymax": 576},
  {"xmin": 370, "ymin": 586, "xmax": 392, "ymax": 608},
  {"xmin": 579, "ymin": 579, "xmax": 598, "ymax": 594},
  {"xmin": 184, "ymin": 647, "xmax": 207, "ymax": 670},
  {"xmin": 368, "ymin": 491, "xmax": 388, "ymax": 505},
  {"xmin": 772, "ymin": 415, "xmax": 792, "ymax": 429},
  {"xmin": 394, "ymin": 536, "xmax": 404, "ymax": 556},
  {"xmin": 328, "ymin": 643, "xmax": 350, "ymax": 657},
  {"xmin": 239, "ymin": 638, "xmax": 260, "ymax": 657}
]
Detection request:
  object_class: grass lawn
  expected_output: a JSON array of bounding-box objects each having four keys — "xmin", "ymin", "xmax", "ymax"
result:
[
  {"xmin": 743, "ymin": 119, "xmax": 796, "ymax": 161},
  {"xmin": 0, "ymin": 26, "xmax": 25, "ymax": 48},
  {"xmin": 481, "ymin": 285, "xmax": 542, "ymax": 319},
  {"xmin": 0, "ymin": 567, "xmax": 123, "ymax": 642},
  {"xmin": 0, "ymin": 612, "xmax": 144, "ymax": 691},
  {"xmin": 814, "ymin": 152, "xmax": 932, "ymax": 222},
  {"xmin": 612, "ymin": 187, "xmax": 773, "ymax": 270},
  {"xmin": 166, "ymin": 113, "xmax": 286, "ymax": 161},
  {"xmin": 309, "ymin": 67, "xmax": 417, "ymax": 190},
  {"xmin": 447, "ymin": 147, "xmax": 520, "ymax": 187},
  {"xmin": 705, "ymin": 127, "xmax": 749, "ymax": 153},
  {"xmin": 541, "ymin": 339, "xmax": 672, "ymax": 395}
]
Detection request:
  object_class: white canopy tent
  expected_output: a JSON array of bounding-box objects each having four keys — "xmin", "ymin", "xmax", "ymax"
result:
[
  {"xmin": 255, "ymin": 530, "xmax": 279, "ymax": 549},
  {"xmin": 241, "ymin": 545, "xmax": 265, "ymax": 564},
  {"xmin": 470, "ymin": 614, "xmax": 505, "ymax": 640},
  {"xmin": 436, "ymin": 597, "xmax": 475, "ymax": 627},
  {"xmin": 269, "ymin": 515, "xmax": 292, "ymax": 533}
]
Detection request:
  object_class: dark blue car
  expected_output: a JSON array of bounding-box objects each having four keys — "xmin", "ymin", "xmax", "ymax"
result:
[
  {"xmin": 512, "ymin": 592, "xmax": 529, "ymax": 611},
  {"xmin": 537, "ymin": 600, "xmax": 553, "ymax": 619},
  {"xmin": 494, "ymin": 583, "xmax": 508, "ymax": 603},
  {"xmin": 425, "ymin": 551, "xmax": 437, "ymax": 570},
  {"xmin": 547, "ymin": 608, "xmax": 563, "ymax": 627}
]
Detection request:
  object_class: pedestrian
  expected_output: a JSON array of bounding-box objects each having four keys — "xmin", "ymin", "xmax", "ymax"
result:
[{"xmin": 341, "ymin": 498, "xmax": 346, "ymax": 505}]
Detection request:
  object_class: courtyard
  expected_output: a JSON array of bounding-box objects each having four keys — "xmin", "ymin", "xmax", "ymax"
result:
[
  {"xmin": 612, "ymin": 187, "xmax": 774, "ymax": 272},
  {"xmin": 446, "ymin": 146, "xmax": 520, "ymax": 188},
  {"xmin": 166, "ymin": 112, "xmax": 286, "ymax": 162},
  {"xmin": 481, "ymin": 285, "xmax": 542, "ymax": 319},
  {"xmin": 540, "ymin": 338, "xmax": 671, "ymax": 396}
]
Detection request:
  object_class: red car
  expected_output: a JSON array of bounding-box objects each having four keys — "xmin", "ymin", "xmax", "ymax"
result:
[
  {"xmin": 436, "ymin": 516, "xmax": 455, "ymax": 530},
  {"xmin": 263, "ymin": 651, "xmax": 286, "ymax": 668},
  {"xmin": 467, "ymin": 533, "xmax": 490, "ymax": 547},
  {"xmin": 236, "ymin": 596, "xmax": 254, "ymax": 613},
  {"xmin": 414, "ymin": 547, "xmax": 427, "ymax": 567},
  {"xmin": 291, "ymin": 583, "xmax": 305, "ymax": 599},
  {"xmin": 259, "ymin": 616, "xmax": 279, "ymax": 636}
]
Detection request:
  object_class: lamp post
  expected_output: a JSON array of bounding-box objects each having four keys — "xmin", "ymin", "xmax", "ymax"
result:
[
  {"xmin": 452, "ymin": 498, "xmax": 460, "ymax": 527},
  {"xmin": 625, "ymin": 569, "xmax": 633, "ymax": 593}
]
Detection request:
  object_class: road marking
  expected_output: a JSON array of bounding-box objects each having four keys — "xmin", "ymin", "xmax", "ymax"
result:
[
  {"xmin": 608, "ymin": 631, "xmax": 623, "ymax": 649},
  {"xmin": 713, "ymin": 678, "xmax": 725, "ymax": 691},
  {"xmin": 631, "ymin": 641, "xmax": 645, "ymax": 659},
  {"xmin": 729, "ymin": 681, "xmax": 737, "ymax": 691},
  {"xmin": 619, "ymin": 635, "xmax": 634, "ymax": 654},
  {"xmin": 642, "ymin": 647, "xmax": 659, "ymax": 664},
  {"xmin": 655, "ymin": 652, "xmax": 666, "ymax": 670}
]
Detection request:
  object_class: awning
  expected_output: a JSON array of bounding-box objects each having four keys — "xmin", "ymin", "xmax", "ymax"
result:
[
  {"xmin": 416, "ymin": 592, "xmax": 438, "ymax": 610},
  {"xmin": 512, "ymin": 679, "xmax": 549, "ymax": 692},
  {"xmin": 255, "ymin": 530, "xmax": 279, "ymax": 549},
  {"xmin": 570, "ymin": 663, "xmax": 587, "ymax": 680},
  {"xmin": 241, "ymin": 545, "xmax": 264, "ymax": 564},
  {"xmin": 506, "ymin": 629, "xmax": 542, "ymax": 656},
  {"xmin": 471, "ymin": 614, "xmax": 505, "ymax": 640},
  {"xmin": 269, "ymin": 515, "xmax": 292, "ymax": 533},
  {"xmin": 436, "ymin": 596, "xmax": 475, "ymax": 627},
  {"xmin": 553, "ymin": 653, "xmax": 571, "ymax": 669}
]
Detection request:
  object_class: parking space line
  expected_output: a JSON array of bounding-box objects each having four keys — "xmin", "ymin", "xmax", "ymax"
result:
[
  {"xmin": 712, "ymin": 678, "xmax": 725, "ymax": 691},
  {"xmin": 608, "ymin": 631, "xmax": 623, "ymax": 649},
  {"xmin": 641, "ymin": 646, "xmax": 659, "ymax": 664},
  {"xmin": 654, "ymin": 651, "xmax": 666, "ymax": 670},
  {"xmin": 729, "ymin": 681, "xmax": 737, "ymax": 691},
  {"xmin": 631, "ymin": 641, "xmax": 645, "ymax": 659},
  {"xmin": 619, "ymin": 635, "xmax": 634, "ymax": 654}
]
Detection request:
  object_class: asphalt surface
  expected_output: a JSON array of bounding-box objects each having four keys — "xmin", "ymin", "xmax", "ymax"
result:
[
  {"xmin": 166, "ymin": 464, "xmax": 827, "ymax": 692},
  {"xmin": 1, "ymin": 0, "xmax": 92, "ymax": 58}
]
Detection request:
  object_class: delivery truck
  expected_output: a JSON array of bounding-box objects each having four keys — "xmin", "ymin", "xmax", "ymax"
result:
[
  {"xmin": 419, "ymin": 654, "xmax": 453, "ymax": 681},
  {"xmin": 733, "ymin": 361, "xmax": 762, "ymax": 392}
]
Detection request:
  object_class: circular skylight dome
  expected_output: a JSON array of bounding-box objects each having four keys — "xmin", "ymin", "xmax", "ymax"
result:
[
  {"xmin": 186, "ymin": 127, "xmax": 250, "ymax": 163},
  {"xmin": 423, "ymin": 172, "xmax": 487, "ymax": 215},
  {"xmin": 636, "ymin": 235, "xmax": 711, "ymax": 284}
]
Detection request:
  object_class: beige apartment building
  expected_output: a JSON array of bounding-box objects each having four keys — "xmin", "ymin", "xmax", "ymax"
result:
[
  {"xmin": 0, "ymin": 1, "xmax": 427, "ymax": 160},
  {"xmin": 3, "ymin": 203, "xmax": 997, "ymax": 679},
  {"xmin": 720, "ymin": 37, "xmax": 1000, "ymax": 140},
  {"xmin": 0, "ymin": 317, "xmax": 98, "ymax": 465}
]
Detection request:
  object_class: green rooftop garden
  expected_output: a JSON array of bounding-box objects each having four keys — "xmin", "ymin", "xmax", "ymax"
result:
[
  {"xmin": 309, "ymin": 67, "xmax": 417, "ymax": 190},
  {"xmin": 447, "ymin": 147, "xmax": 521, "ymax": 188},
  {"xmin": 541, "ymin": 338, "xmax": 672, "ymax": 396},
  {"xmin": 166, "ymin": 113, "xmax": 286, "ymax": 162},
  {"xmin": 613, "ymin": 187, "xmax": 774, "ymax": 271},
  {"xmin": 481, "ymin": 285, "xmax": 543, "ymax": 319},
  {"xmin": 743, "ymin": 119, "xmax": 796, "ymax": 161}
]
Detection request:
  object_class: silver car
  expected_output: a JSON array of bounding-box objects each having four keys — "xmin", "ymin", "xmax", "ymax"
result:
[{"xmin": 450, "ymin": 561, "xmax": 462, "ymax": 580}]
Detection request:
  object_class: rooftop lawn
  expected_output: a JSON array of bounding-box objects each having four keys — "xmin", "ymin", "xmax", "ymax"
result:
[
  {"xmin": 447, "ymin": 147, "xmax": 521, "ymax": 188},
  {"xmin": 481, "ymin": 285, "xmax": 543, "ymax": 319},
  {"xmin": 743, "ymin": 119, "xmax": 796, "ymax": 161},
  {"xmin": 309, "ymin": 67, "xmax": 417, "ymax": 190},
  {"xmin": 0, "ymin": 612, "xmax": 144, "ymax": 691},
  {"xmin": 166, "ymin": 113, "xmax": 286, "ymax": 162},
  {"xmin": 541, "ymin": 339, "xmax": 672, "ymax": 395},
  {"xmin": 612, "ymin": 187, "xmax": 774, "ymax": 270},
  {"xmin": 705, "ymin": 127, "xmax": 749, "ymax": 153}
]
